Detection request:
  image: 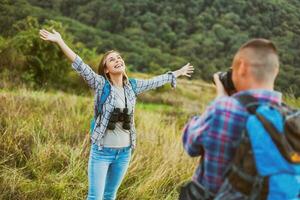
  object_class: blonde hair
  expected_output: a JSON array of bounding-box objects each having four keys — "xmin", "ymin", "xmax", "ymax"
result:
[{"xmin": 98, "ymin": 50, "xmax": 129, "ymax": 85}]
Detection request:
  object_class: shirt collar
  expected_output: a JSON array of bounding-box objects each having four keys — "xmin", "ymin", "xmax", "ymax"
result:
[{"xmin": 232, "ymin": 89, "xmax": 282, "ymax": 105}]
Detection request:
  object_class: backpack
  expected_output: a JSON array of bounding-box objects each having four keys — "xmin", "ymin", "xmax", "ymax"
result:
[
  {"xmin": 226, "ymin": 94, "xmax": 300, "ymax": 200},
  {"xmin": 89, "ymin": 78, "xmax": 138, "ymax": 134}
]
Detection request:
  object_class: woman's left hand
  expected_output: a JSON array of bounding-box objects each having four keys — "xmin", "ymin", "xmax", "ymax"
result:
[{"xmin": 174, "ymin": 63, "xmax": 194, "ymax": 78}]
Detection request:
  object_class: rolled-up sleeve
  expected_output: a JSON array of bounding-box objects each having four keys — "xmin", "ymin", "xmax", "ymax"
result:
[
  {"xmin": 134, "ymin": 71, "xmax": 176, "ymax": 95},
  {"xmin": 182, "ymin": 105, "xmax": 216, "ymax": 157},
  {"xmin": 71, "ymin": 55, "xmax": 105, "ymax": 90}
]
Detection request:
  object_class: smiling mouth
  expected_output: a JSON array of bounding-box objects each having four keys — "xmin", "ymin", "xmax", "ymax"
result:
[{"xmin": 114, "ymin": 64, "xmax": 123, "ymax": 69}]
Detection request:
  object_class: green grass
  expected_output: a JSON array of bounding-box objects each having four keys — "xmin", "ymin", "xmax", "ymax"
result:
[
  {"xmin": 0, "ymin": 80, "xmax": 299, "ymax": 200},
  {"xmin": 136, "ymin": 103, "xmax": 173, "ymax": 112},
  {"xmin": 0, "ymin": 87, "xmax": 201, "ymax": 200}
]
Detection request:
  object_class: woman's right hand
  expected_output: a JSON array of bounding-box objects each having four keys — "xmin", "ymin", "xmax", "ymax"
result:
[
  {"xmin": 39, "ymin": 29, "xmax": 62, "ymax": 43},
  {"xmin": 39, "ymin": 29, "xmax": 76, "ymax": 62}
]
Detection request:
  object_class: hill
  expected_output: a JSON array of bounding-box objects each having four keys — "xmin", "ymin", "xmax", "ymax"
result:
[{"xmin": 0, "ymin": 0, "xmax": 300, "ymax": 96}]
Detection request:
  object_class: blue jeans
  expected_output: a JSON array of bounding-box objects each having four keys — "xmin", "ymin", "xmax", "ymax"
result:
[{"xmin": 87, "ymin": 144, "xmax": 132, "ymax": 200}]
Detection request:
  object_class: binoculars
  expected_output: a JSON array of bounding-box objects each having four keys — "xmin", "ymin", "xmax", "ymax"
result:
[{"xmin": 107, "ymin": 108, "xmax": 131, "ymax": 130}]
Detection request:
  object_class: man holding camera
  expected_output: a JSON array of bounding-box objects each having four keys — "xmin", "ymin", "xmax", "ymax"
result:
[{"xmin": 180, "ymin": 39, "xmax": 282, "ymax": 199}]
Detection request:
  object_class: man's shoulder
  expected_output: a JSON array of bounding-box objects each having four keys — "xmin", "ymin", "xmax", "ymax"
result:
[{"xmin": 210, "ymin": 96, "xmax": 246, "ymax": 114}]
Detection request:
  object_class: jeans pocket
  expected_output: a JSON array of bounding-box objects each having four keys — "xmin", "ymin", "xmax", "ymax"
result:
[{"xmin": 91, "ymin": 144, "xmax": 106, "ymax": 157}]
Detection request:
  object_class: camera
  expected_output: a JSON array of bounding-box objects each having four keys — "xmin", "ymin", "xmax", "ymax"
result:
[
  {"xmin": 107, "ymin": 108, "xmax": 132, "ymax": 130},
  {"xmin": 212, "ymin": 69, "xmax": 236, "ymax": 95}
]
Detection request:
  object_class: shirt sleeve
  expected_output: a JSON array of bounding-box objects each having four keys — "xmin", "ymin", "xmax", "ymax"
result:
[
  {"xmin": 71, "ymin": 55, "xmax": 105, "ymax": 90},
  {"xmin": 182, "ymin": 104, "xmax": 216, "ymax": 157},
  {"xmin": 182, "ymin": 96, "xmax": 247, "ymax": 158},
  {"xmin": 134, "ymin": 72, "xmax": 176, "ymax": 95}
]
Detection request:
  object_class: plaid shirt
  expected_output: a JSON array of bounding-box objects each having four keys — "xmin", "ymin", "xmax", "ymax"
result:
[
  {"xmin": 72, "ymin": 55, "xmax": 176, "ymax": 150},
  {"xmin": 182, "ymin": 89, "xmax": 282, "ymax": 194}
]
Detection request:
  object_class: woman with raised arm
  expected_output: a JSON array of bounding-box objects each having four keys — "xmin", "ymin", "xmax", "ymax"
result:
[{"xmin": 39, "ymin": 29, "xmax": 194, "ymax": 200}]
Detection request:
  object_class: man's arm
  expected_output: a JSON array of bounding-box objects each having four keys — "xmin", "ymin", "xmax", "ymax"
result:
[
  {"xmin": 182, "ymin": 73, "xmax": 230, "ymax": 156},
  {"xmin": 182, "ymin": 105, "xmax": 216, "ymax": 157}
]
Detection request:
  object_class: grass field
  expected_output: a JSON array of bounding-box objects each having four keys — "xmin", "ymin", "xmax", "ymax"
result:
[
  {"xmin": 0, "ymin": 78, "xmax": 299, "ymax": 200},
  {"xmin": 0, "ymin": 78, "xmax": 214, "ymax": 200}
]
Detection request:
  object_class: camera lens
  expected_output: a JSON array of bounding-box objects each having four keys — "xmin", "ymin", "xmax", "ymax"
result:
[{"xmin": 219, "ymin": 70, "xmax": 235, "ymax": 94}]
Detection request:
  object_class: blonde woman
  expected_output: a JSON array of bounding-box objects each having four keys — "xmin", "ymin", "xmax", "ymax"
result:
[{"xmin": 39, "ymin": 29, "xmax": 194, "ymax": 200}]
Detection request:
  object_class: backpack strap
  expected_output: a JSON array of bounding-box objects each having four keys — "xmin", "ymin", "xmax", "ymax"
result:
[
  {"xmin": 228, "ymin": 94, "xmax": 269, "ymax": 199},
  {"xmin": 95, "ymin": 78, "xmax": 137, "ymax": 117},
  {"xmin": 236, "ymin": 94, "xmax": 300, "ymax": 163},
  {"xmin": 234, "ymin": 94, "xmax": 259, "ymax": 114},
  {"xmin": 129, "ymin": 78, "xmax": 138, "ymax": 96},
  {"xmin": 90, "ymin": 80, "xmax": 111, "ymax": 135},
  {"xmin": 256, "ymin": 112, "xmax": 300, "ymax": 164},
  {"xmin": 95, "ymin": 79, "xmax": 111, "ymax": 117}
]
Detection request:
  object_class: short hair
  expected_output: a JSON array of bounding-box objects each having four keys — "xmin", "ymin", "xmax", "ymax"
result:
[{"xmin": 238, "ymin": 39, "xmax": 279, "ymax": 83}]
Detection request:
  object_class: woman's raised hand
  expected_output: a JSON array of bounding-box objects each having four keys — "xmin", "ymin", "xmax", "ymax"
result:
[
  {"xmin": 39, "ymin": 29, "xmax": 76, "ymax": 62},
  {"xmin": 180, "ymin": 63, "xmax": 194, "ymax": 77},
  {"xmin": 173, "ymin": 63, "xmax": 194, "ymax": 78},
  {"xmin": 39, "ymin": 29, "xmax": 62, "ymax": 43}
]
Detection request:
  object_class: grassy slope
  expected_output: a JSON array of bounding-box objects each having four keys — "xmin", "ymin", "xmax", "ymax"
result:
[
  {"xmin": 0, "ymin": 77, "xmax": 214, "ymax": 200},
  {"xmin": 0, "ymin": 78, "xmax": 299, "ymax": 200}
]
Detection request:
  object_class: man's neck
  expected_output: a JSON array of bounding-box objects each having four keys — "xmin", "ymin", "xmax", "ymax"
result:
[{"xmin": 240, "ymin": 82, "xmax": 274, "ymax": 91}]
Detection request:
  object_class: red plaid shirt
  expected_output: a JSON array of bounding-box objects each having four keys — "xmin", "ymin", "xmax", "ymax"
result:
[{"xmin": 182, "ymin": 89, "xmax": 282, "ymax": 194}]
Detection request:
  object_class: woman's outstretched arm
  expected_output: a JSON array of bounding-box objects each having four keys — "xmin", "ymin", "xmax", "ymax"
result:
[
  {"xmin": 39, "ymin": 29, "xmax": 104, "ymax": 90},
  {"xmin": 40, "ymin": 29, "xmax": 76, "ymax": 62},
  {"xmin": 134, "ymin": 63, "xmax": 194, "ymax": 95}
]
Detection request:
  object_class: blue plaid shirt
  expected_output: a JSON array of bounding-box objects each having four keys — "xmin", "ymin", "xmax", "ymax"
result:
[
  {"xmin": 72, "ymin": 55, "xmax": 176, "ymax": 150},
  {"xmin": 182, "ymin": 89, "xmax": 282, "ymax": 194}
]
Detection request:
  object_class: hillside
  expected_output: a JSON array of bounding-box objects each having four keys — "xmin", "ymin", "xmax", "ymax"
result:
[{"xmin": 0, "ymin": 0, "xmax": 300, "ymax": 96}]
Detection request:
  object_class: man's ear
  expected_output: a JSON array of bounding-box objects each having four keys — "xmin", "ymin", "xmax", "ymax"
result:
[
  {"xmin": 274, "ymin": 66, "xmax": 279, "ymax": 77},
  {"xmin": 238, "ymin": 59, "xmax": 248, "ymax": 77}
]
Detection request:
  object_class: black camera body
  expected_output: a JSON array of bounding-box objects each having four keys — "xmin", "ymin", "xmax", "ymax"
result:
[
  {"xmin": 213, "ymin": 69, "xmax": 236, "ymax": 95},
  {"xmin": 107, "ymin": 107, "xmax": 132, "ymax": 130}
]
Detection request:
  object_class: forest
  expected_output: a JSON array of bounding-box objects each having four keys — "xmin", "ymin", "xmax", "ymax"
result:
[{"xmin": 0, "ymin": 0, "xmax": 300, "ymax": 95}]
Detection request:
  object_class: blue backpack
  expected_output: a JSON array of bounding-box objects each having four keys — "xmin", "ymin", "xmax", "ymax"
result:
[
  {"xmin": 226, "ymin": 94, "xmax": 300, "ymax": 200},
  {"xmin": 90, "ymin": 78, "xmax": 137, "ymax": 134}
]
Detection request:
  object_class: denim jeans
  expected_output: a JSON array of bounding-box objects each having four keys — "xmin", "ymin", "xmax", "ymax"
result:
[{"xmin": 87, "ymin": 144, "xmax": 132, "ymax": 200}]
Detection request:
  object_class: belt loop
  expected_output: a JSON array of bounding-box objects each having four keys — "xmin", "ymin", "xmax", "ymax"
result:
[{"xmin": 97, "ymin": 140, "xmax": 103, "ymax": 151}]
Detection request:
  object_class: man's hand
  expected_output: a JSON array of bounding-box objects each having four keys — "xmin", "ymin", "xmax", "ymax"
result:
[{"xmin": 213, "ymin": 73, "xmax": 228, "ymax": 97}]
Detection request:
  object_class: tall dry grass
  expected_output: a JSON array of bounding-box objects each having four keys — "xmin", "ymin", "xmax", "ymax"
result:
[
  {"xmin": 0, "ymin": 82, "xmax": 210, "ymax": 200},
  {"xmin": 1, "ymin": 81, "xmax": 299, "ymax": 200}
]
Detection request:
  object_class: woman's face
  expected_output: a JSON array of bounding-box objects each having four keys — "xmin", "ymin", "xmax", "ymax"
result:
[{"xmin": 104, "ymin": 52, "xmax": 126, "ymax": 75}]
